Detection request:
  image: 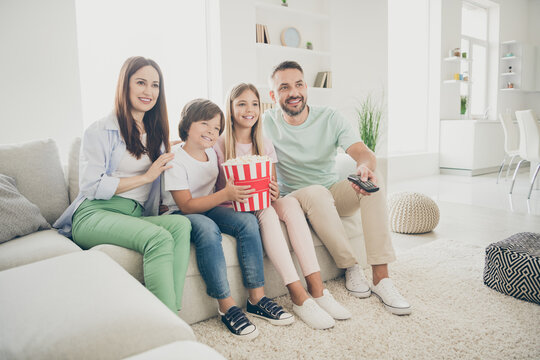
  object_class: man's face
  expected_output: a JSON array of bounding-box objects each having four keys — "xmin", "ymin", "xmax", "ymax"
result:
[{"xmin": 270, "ymin": 68, "xmax": 308, "ymax": 117}]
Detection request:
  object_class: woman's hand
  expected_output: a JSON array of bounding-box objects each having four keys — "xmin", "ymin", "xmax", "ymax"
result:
[
  {"xmin": 269, "ymin": 176, "xmax": 279, "ymax": 202},
  {"xmin": 144, "ymin": 152, "xmax": 175, "ymax": 183},
  {"xmin": 224, "ymin": 176, "xmax": 254, "ymax": 203}
]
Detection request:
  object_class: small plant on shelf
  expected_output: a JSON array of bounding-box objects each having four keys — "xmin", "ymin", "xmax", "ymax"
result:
[
  {"xmin": 460, "ymin": 96, "xmax": 468, "ymax": 115},
  {"xmin": 306, "ymin": 41, "xmax": 313, "ymax": 50},
  {"xmin": 281, "ymin": 0, "xmax": 288, "ymax": 7},
  {"xmin": 356, "ymin": 93, "xmax": 384, "ymax": 153}
]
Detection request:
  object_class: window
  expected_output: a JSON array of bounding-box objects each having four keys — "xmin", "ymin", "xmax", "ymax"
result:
[
  {"xmin": 75, "ymin": 0, "xmax": 208, "ymax": 131},
  {"xmin": 461, "ymin": 1, "xmax": 488, "ymax": 117}
]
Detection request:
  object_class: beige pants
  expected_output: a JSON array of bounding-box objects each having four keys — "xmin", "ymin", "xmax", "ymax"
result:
[{"xmin": 289, "ymin": 173, "xmax": 396, "ymax": 268}]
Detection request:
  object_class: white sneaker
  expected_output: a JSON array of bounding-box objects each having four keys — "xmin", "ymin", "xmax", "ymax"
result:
[
  {"xmin": 292, "ymin": 298, "xmax": 335, "ymax": 330},
  {"xmin": 371, "ymin": 278, "xmax": 411, "ymax": 315},
  {"xmin": 314, "ymin": 289, "xmax": 352, "ymax": 320},
  {"xmin": 345, "ymin": 264, "xmax": 371, "ymax": 298}
]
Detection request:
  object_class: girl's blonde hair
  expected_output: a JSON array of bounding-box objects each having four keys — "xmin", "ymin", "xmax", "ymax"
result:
[{"xmin": 224, "ymin": 83, "xmax": 264, "ymax": 160}]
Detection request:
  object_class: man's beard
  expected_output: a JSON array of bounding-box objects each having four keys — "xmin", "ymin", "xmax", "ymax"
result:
[{"xmin": 280, "ymin": 96, "xmax": 306, "ymax": 117}]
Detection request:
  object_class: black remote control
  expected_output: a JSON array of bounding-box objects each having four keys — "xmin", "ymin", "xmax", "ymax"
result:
[{"xmin": 347, "ymin": 174, "xmax": 379, "ymax": 193}]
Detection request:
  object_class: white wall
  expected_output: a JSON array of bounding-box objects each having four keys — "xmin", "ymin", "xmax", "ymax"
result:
[
  {"xmin": 0, "ymin": 0, "xmax": 83, "ymax": 160},
  {"xmin": 525, "ymin": 0, "xmax": 540, "ymax": 115},
  {"xmin": 328, "ymin": 0, "xmax": 389, "ymax": 158}
]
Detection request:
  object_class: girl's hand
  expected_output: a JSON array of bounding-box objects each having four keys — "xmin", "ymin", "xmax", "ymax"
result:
[
  {"xmin": 269, "ymin": 176, "xmax": 279, "ymax": 202},
  {"xmin": 144, "ymin": 152, "xmax": 175, "ymax": 183},
  {"xmin": 225, "ymin": 176, "xmax": 254, "ymax": 203}
]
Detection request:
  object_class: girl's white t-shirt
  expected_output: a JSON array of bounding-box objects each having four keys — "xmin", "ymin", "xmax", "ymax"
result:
[
  {"xmin": 162, "ymin": 143, "xmax": 218, "ymax": 213},
  {"xmin": 112, "ymin": 134, "xmax": 152, "ymax": 205}
]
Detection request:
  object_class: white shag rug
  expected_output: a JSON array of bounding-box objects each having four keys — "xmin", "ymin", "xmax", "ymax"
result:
[{"xmin": 192, "ymin": 239, "xmax": 540, "ymax": 359}]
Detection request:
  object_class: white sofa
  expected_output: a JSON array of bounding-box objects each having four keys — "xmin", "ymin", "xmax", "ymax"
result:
[{"xmin": 0, "ymin": 138, "xmax": 367, "ymax": 358}]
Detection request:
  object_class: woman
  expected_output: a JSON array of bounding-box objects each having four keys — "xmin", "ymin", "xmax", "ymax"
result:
[{"xmin": 54, "ymin": 56, "xmax": 191, "ymax": 313}]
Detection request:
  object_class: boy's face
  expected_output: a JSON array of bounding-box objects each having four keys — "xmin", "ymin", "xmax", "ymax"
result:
[{"xmin": 187, "ymin": 114, "xmax": 221, "ymax": 149}]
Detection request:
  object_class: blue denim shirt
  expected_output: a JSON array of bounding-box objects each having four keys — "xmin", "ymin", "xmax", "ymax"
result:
[{"xmin": 54, "ymin": 113, "xmax": 162, "ymax": 238}]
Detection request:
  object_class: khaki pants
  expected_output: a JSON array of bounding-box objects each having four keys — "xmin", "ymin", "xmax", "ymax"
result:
[{"xmin": 289, "ymin": 172, "xmax": 395, "ymax": 268}]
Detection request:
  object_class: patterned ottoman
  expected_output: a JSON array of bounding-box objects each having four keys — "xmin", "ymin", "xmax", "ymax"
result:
[{"xmin": 483, "ymin": 232, "xmax": 540, "ymax": 304}]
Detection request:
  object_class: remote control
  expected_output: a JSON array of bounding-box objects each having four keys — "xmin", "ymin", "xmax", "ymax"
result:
[{"xmin": 347, "ymin": 174, "xmax": 379, "ymax": 193}]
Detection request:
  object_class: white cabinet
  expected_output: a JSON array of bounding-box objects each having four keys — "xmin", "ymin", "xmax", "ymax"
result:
[
  {"xmin": 439, "ymin": 120, "xmax": 505, "ymax": 175},
  {"xmin": 499, "ymin": 41, "xmax": 537, "ymax": 92},
  {"xmin": 254, "ymin": 1, "xmax": 332, "ymax": 105}
]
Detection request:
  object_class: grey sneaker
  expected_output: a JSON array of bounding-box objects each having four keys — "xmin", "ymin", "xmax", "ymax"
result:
[
  {"xmin": 371, "ymin": 278, "xmax": 411, "ymax": 315},
  {"xmin": 345, "ymin": 264, "xmax": 371, "ymax": 298}
]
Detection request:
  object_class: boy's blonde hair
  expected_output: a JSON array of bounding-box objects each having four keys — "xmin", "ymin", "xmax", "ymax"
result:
[{"xmin": 224, "ymin": 83, "xmax": 264, "ymax": 160}]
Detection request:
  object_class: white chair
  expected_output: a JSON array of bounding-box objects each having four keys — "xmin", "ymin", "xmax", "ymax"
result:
[
  {"xmin": 497, "ymin": 113, "xmax": 520, "ymax": 183},
  {"xmin": 510, "ymin": 110, "xmax": 540, "ymax": 199}
]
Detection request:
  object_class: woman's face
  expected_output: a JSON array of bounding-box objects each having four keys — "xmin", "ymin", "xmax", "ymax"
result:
[
  {"xmin": 128, "ymin": 65, "xmax": 160, "ymax": 117},
  {"xmin": 232, "ymin": 89, "xmax": 260, "ymax": 131}
]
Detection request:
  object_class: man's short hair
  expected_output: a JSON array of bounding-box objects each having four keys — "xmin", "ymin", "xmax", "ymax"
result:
[{"xmin": 269, "ymin": 61, "xmax": 304, "ymax": 83}]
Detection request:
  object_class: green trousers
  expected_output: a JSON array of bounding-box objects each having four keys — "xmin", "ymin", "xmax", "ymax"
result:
[{"xmin": 72, "ymin": 196, "xmax": 191, "ymax": 313}]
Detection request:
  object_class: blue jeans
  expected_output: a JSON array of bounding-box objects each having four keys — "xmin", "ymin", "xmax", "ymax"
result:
[{"xmin": 173, "ymin": 206, "xmax": 265, "ymax": 299}]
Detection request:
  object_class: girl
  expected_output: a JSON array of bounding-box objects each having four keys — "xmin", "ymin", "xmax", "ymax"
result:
[
  {"xmin": 54, "ymin": 56, "xmax": 191, "ymax": 313},
  {"xmin": 214, "ymin": 83, "xmax": 351, "ymax": 329},
  {"xmin": 161, "ymin": 98, "xmax": 292, "ymax": 341}
]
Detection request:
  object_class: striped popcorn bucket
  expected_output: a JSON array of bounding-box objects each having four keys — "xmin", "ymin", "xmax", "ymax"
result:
[{"xmin": 221, "ymin": 160, "xmax": 272, "ymax": 211}]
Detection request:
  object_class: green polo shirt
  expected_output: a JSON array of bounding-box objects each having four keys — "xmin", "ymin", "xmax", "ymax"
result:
[{"xmin": 262, "ymin": 105, "xmax": 361, "ymax": 195}]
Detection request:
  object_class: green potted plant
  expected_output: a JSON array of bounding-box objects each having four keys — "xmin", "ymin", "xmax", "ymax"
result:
[
  {"xmin": 306, "ymin": 41, "xmax": 313, "ymax": 50},
  {"xmin": 460, "ymin": 95, "xmax": 468, "ymax": 116},
  {"xmin": 356, "ymin": 94, "xmax": 383, "ymax": 153},
  {"xmin": 281, "ymin": 0, "xmax": 288, "ymax": 7}
]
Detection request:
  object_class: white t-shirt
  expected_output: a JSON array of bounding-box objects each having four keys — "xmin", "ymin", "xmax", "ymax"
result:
[
  {"xmin": 162, "ymin": 143, "xmax": 218, "ymax": 213},
  {"xmin": 112, "ymin": 134, "xmax": 152, "ymax": 205}
]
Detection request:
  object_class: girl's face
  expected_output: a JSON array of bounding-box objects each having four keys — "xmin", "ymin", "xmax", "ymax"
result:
[
  {"xmin": 231, "ymin": 90, "xmax": 260, "ymax": 131},
  {"xmin": 128, "ymin": 65, "xmax": 160, "ymax": 117},
  {"xmin": 186, "ymin": 114, "xmax": 221, "ymax": 149}
]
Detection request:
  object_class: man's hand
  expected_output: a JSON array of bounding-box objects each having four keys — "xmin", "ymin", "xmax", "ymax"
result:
[{"xmin": 350, "ymin": 164, "xmax": 378, "ymax": 196}]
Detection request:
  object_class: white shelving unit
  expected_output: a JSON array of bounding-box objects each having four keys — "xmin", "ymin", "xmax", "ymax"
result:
[
  {"xmin": 442, "ymin": 49, "xmax": 472, "ymax": 118},
  {"xmin": 499, "ymin": 40, "xmax": 536, "ymax": 91},
  {"xmin": 254, "ymin": 1, "xmax": 332, "ymax": 105}
]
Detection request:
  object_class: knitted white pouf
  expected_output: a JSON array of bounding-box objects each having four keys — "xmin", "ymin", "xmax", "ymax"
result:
[{"xmin": 388, "ymin": 192, "xmax": 440, "ymax": 234}]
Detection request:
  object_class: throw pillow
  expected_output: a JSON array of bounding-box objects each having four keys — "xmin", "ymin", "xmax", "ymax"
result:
[
  {"xmin": 0, "ymin": 174, "xmax": 50, "ymax": 243},
  {"xmin": 0, "ymin": 139, "xmax": 69, "ymax": 224}
]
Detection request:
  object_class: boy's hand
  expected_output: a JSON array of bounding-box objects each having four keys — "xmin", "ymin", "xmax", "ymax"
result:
[
  {"xmin": 225, "ymin": 176, "xmax": 254, "ymax": 203},
  {"xmin": 269, "ymin": 176, "xmax": 279, "ymax": 202}
]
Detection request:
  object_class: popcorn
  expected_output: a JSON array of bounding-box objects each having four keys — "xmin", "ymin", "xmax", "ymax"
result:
[
  {"xmin": 223, "ymin": 155, "xmax": 271, "ymax": 166},
  {"xmin": 222, "ymin": 155, "xmax": 272, "ymax": 212}
]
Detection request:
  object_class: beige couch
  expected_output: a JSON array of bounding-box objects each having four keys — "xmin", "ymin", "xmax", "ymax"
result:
[{"xmin": 0, "ymin": 138, "xmax": 367, "ymax": 358}]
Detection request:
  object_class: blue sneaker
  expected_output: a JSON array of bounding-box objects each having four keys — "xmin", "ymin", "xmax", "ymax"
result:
[
  {"xmin": 246, "ymin": 296, "xmax": 294, "ymax": 326},
  {"xmin": 219, "ymin": 306, "xmax": 259, "ymax": 340}
]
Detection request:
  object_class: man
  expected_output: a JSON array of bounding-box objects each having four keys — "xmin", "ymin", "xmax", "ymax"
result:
[{"xmin": 262, "ymin": 60, "xmax": 411, "ymax": 315}]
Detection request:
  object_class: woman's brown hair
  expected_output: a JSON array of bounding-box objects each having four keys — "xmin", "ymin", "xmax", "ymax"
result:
[{"xmin": 115, "ymin": 56, "xmax": 170, "ymax": 161}]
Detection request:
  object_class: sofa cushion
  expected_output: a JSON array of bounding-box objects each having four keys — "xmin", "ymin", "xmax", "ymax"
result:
[
  {"xmin": 124, "ymin": 341, "xmax": 226, "ymax": 360},
  {"xmin": 0, "ymin": 174, "xmax": 50, "ymax": 243},
  {"xmin": 68, "ymin": 137, "xmax": 81, "ymax": 203},
  {"xmin": 0, "ymin": 251, "xmax": 196, "ymax": 360},
  {"xmin": 0, "ymin": 139, "xmax": 69, "ymax": 224},
  {"xmin": 0, "ymin": 229, "xmax": 81, "ymax": 271}
]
